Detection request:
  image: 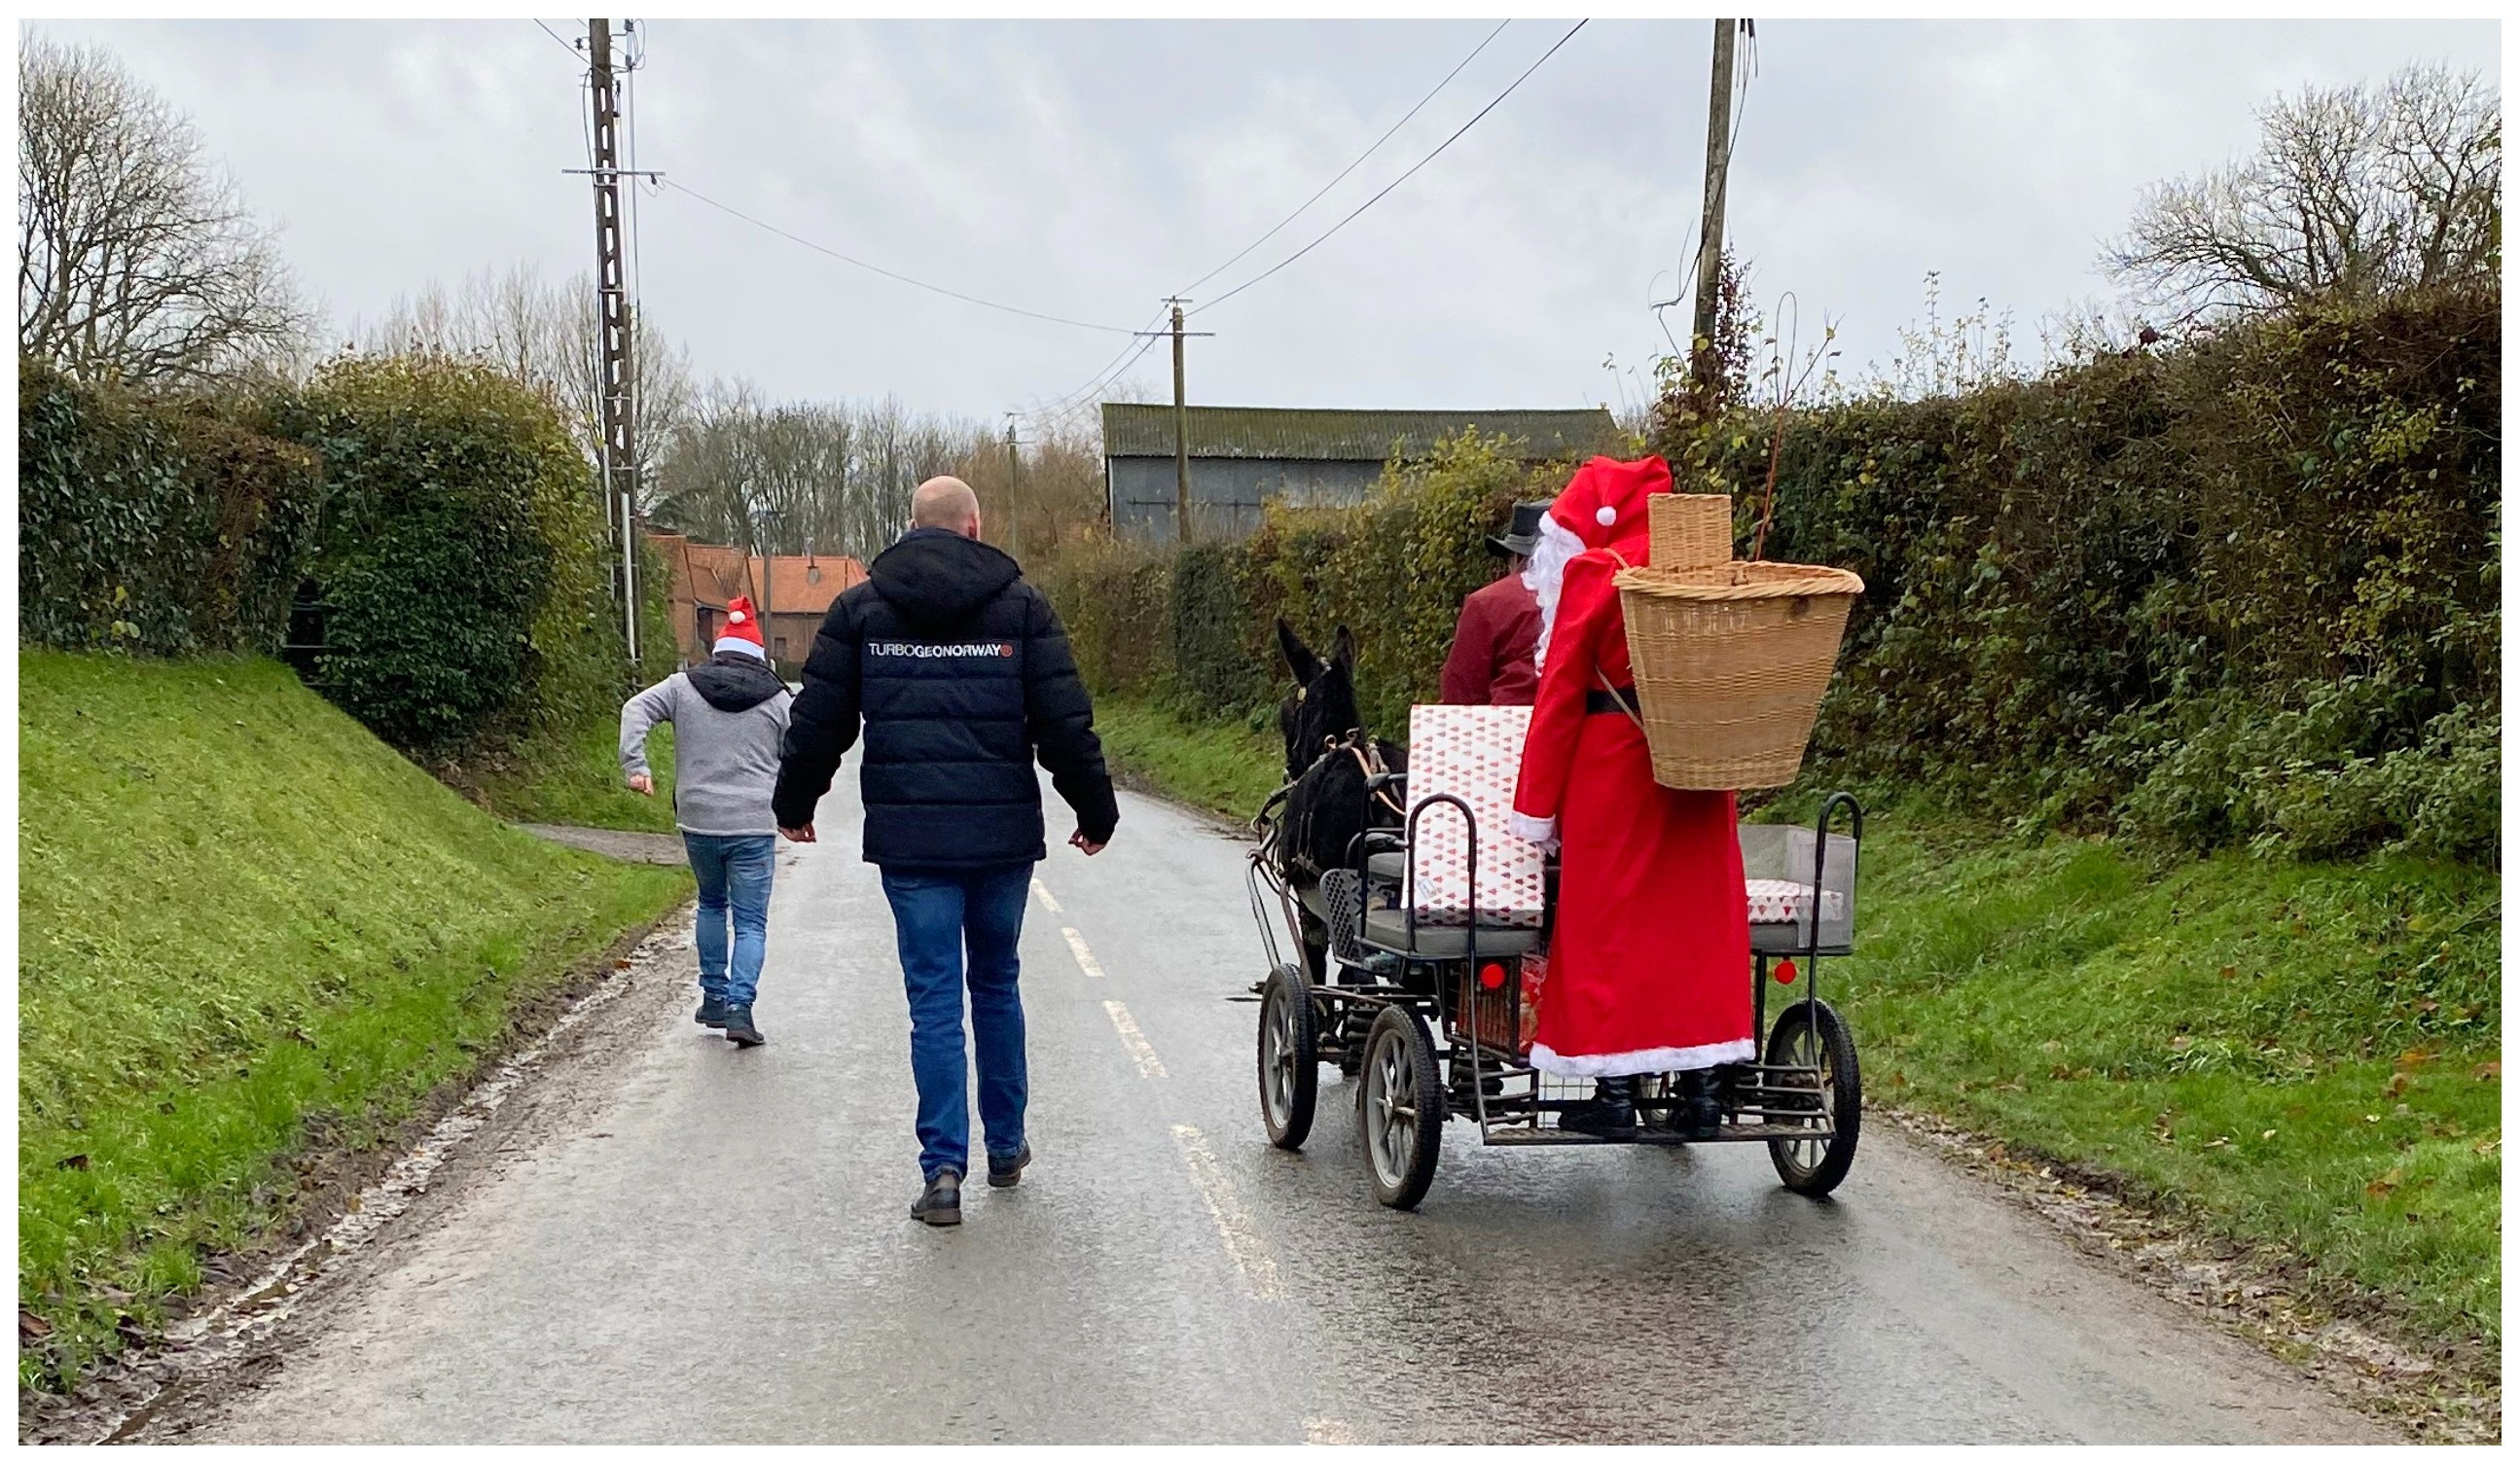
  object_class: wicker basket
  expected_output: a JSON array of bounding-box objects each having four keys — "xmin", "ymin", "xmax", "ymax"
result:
[
  {"xmin": 1649, "ymin": 494, "xmax": 1735, "ymax": 569},
  {"xmin": 1614, "ymin": 559, "xmax": 1866, "ymax": 789}
]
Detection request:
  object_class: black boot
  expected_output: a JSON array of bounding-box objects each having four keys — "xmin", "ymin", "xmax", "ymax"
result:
[
  {"xmin": 1560, "ymin": 1077, "xmax": 1638, "ymax": 1137},
  {"xmin": 1675, "ymin": 1069, "xmax": 1723, "ymax": 1141},
  {"xmin": 694, "ymin": 995, "xmax": 730, "ymax": 1027},
  {"xmin": 722, "ymin": 1004, "xmax": 764, "ymax": 1048},
  {"xmin": 911, "ymin": 1169, "xmax": 962, "ymax": 1226}
]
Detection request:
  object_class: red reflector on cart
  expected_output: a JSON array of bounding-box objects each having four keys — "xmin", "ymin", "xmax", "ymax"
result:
[
  {"xmin": 1776, "ymin": 959, "xmax": 1798, "ymax": 985},
  {"xmin": 1479, "ymin": 962, "xmax": 1507, "ymax": 989}
]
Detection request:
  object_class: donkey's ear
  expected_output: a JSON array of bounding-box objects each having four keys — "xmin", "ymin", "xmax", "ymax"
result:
[
  {"xmin": 1277, "ymin": 618, "xmax": 1321, "ymax": 683},
  {"xmin": 1329, "ymin": 625, "xmax": 1357, "ymax": 671}
]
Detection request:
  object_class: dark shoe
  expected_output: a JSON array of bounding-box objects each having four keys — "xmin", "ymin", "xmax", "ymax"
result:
[
  {"xmin": 695, "ymin": 996, "xmax": 730, "ymax": 1027},
  {"xmin": 1559, "ymin": 1078, "xmax": 1638, "ymax": 1138},
  {"xmin": 723, "ymin": 1005, "xmax": 764, "ymax": 1047},
  {"xmin": 1675, "ymin": 1069, "xmax": 1724, "ymax": 1141},
  {"xmin": 987, "ymin": 1143, "xmax": 1032, "ymax": 1189},
  {"xmin": 911, "ymin": 1170, "xmax": 962, "ymax": 1226}
]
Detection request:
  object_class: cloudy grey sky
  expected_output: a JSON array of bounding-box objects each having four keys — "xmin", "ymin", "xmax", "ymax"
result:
[{"xmin": 35, "ymin": 17, "xmax": 2501, "ymax": 427}]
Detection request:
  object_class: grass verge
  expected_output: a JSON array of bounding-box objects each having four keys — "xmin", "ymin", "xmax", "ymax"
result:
[
  {"xmin": 446, "ymin": 714, "xmax": 678, "ymax": 834},
  {"xmin": 1090, "ymin": 696, "xmax": 2501, "ymax": 1365},
  {"xmin": 18, "ymin": 651, "xmax": 691, "ymax": 1389}
]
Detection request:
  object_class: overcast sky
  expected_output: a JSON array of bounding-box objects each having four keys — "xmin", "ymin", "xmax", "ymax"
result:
[{"xmin": 34, "ymin": 18, "xmax": 2502, "ymax": 429}]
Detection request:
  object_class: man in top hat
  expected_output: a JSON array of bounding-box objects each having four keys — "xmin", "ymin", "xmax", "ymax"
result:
[{"xmin": 1439, "ymin": 499, "xmax": 1553, "ymax": 705}]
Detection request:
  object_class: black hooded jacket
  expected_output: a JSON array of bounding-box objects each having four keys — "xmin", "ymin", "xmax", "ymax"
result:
[{"xmin": 773, "ymin": 526, "xmax": 1119, "ymax": 870}]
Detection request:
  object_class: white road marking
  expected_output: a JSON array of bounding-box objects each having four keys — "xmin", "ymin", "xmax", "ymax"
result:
[
  {"xmin": 1303, "ymin": 1416, "xmax": 1356, "ymax": 1445},
  {"xmin": 1171, "ymin": 1123, "xmax": 1283, "ymax": 1303},
  {"xmin": 1061, "ymin": 926, "xmax": 1104, "ymax": 980},
  {"xmin": 1030, "ymin": 877, "xmax": 1062, "ymax": 913},
  {"xmin": 1101, "ymin": 1000, "xmax": 1167, "ymax": 1078}
]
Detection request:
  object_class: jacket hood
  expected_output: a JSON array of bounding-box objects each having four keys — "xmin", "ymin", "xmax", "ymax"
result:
[
  {"xmin": 868, "ymin": 527, "xmax": 1022, "ymax": 627},
  {"xmin": 686, "ymin": 652, "xmax": 787, "ymax": 712}
]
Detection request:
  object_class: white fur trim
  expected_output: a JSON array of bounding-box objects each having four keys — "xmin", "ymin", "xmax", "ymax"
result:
[
  {"xmin": 1507, "ymin": 811, "xmax": 1558, "ymax": 849},
  {"xmin": 1530, "ymin": 1038, "xmax": 1757, "ymax": 1079},
  {"xmin": 1595, "ymin": 504, "xmax": 1617, "ymax": 526},
  {"xmin": 1526, "ymin": 514, "xmax": 1585, "ymax": 674},
  {"xmin": 713, "ymin": 636, "xmax": 767, "ymax": 659}
]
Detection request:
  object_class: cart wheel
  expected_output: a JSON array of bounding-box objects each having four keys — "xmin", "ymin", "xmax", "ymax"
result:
[
  {"xmin": 1358, "ymin": 1005, "xmax": 1445, "ymax": 1209},
  {"xmin": 1258, "ymin": 964, "xmax": 1319, "ymax": 1150},
  {"xmin": 1764, "ymin": 998, "xmax": 1861, "ymax": 1196}
]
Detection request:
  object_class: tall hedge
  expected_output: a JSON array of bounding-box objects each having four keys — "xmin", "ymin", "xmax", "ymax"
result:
[
  {"xmin": 262, "ymin": 355, "xmax": 618, "ymax": 755},
  {"xmin": 1654, "ymin": 286, "xmax": 2499, "ymax": 862},
  {"xmin": 18, "ymin": 358, "xmax": 322, "ymax": 658}
]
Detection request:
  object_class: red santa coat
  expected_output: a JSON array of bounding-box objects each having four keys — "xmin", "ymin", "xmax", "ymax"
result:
[{"xmin": 1509, "ymin": 463, "xmax": 1754, "ymax": 1078}]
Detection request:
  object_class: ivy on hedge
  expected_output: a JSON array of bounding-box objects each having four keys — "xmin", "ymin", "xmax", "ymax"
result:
[{"xmin": 18, "ymin": 357, "xmax": 322, "ymax": 658}]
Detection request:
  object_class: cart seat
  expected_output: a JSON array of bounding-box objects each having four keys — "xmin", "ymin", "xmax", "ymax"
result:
[
  {"xmin": 1360, "ymin": 909, "xmax": 1542, "ymax": 958},
  {"xmin": 1365, "ymin": 851, "xmax": 1405, "ymax": 883}
]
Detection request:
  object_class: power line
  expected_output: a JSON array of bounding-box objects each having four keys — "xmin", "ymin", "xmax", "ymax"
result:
[
  {"xmin": 1172, "ymin": 18, "xmax": 1510, "ymax": 300},
  {"xmin": 663, "ymin": 178, "xmax": 1142, "ymax": 336},
  {"xmin": 531, "ymin": 18, "xmax": 582, "ymax": 61},
  {"xmin": 1191, "ymin": 18, "xmax": 1590, "ymax": 319},
  {"xmin": 1029, "ymin": 317, "xmax": 1167, "ymax": 427}
]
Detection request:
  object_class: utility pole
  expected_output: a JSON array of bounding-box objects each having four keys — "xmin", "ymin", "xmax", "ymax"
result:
[
  {"xmin": 587, "ymin": 18, "xmax": 640, "ymax": 666},
  {"xmin": 1168, "ymin": 299, "xmax": 1190, "ymax": 543},
  {"xmin": 1003, "ymin": 415, "xmax": 1023, "ymax": 558},
  {"xmin": 1690, "ymin": 18, "xmax": 1739, "ymax": 396}
]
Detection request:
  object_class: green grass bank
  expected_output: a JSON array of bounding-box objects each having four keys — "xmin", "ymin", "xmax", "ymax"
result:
[
  {"xmin": 18, "ymin": 652, "xmax": 690, "ymax": 1388},
  {"xmin": 1087, "ymin": 696, "xmax": 2501, "ymax": 1363}
]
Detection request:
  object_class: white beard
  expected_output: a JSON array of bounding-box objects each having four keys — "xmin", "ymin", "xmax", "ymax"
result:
[{"xmin": 1525, "ymin": 514, "xmax": 1587, "ymax": 675}]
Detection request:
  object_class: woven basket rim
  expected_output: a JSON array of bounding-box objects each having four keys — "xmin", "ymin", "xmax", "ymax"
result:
[{"xmin": 1616, "ymin": 560, "xmax": 1866, "ymax": 601}]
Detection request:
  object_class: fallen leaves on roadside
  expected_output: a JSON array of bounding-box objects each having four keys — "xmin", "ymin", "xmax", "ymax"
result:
[
  {"xmin": 2367, "ymin": 1167, "xmax": 2404, "ymax": 1198},
  {"xmin": 2472, "ymin": 1061, "xmax": 2500, "ymax": 1082},
  {"xmin": 18, "ymin": 1309, "xmax": 53, "ymax": 1343},
  {"xmin": 54, "ymin": 1154, "xmax": 88, "ymax": 1170}
]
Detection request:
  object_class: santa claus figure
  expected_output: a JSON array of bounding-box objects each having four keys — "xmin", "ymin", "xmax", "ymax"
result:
[{"xmin": 1508, "ymin": 455, "xmax": 1753, "ymax": 1138}]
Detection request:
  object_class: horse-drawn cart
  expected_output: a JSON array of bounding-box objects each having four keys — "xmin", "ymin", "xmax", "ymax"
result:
[{"xmin": 1246, "ymin": 775, "xmax": 1866, "ymax": 1209}]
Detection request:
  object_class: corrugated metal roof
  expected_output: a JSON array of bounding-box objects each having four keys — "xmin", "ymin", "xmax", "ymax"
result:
[{"xmin": 1100, "ymin": 404, "xmax": 1620, "ymax": 462}]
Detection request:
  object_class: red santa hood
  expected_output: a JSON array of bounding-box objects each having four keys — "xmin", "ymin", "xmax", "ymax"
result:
[{"xmin": 1528, "ymin": 454, "xmax": 1672, "ymax": 671}]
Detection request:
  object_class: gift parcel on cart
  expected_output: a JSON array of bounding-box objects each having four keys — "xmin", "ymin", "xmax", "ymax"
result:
[{"xmin": 1247, "ymin": 452, "xmax": 1869, "ymax": 1210}]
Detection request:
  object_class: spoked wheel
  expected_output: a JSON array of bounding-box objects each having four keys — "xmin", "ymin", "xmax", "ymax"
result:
[
  {"xmin": 1357, "ymin": 1005, "xmax": 1445, "ymax": 1209},
  {"xmin": 1764, "ymin": 997, "xmax": 1861, "ymax": 1196},
  {"xmin": 1257, "ymin": 964, "xmax": 1319, "ymax": 1150}
]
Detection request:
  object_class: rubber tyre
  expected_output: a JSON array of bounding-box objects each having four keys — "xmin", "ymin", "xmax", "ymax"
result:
[
  {"xmin": 1764, "ymin": 997, "xmax": 1861, "ymax": 1196},
  {"xmin": 1258, "ymin": 963, "xmax": 1319, "ymax": 1150},
  {"xmin": 1358, "ymin": 1004, "xmax": 1446, "ymax": 1209}
]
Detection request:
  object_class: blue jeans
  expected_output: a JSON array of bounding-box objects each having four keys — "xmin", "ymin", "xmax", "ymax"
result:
[
  {"xmin": 684, "ymin": 833, "xmax": 775, "ymax": 1008},
  {"xmin": 880, "ymin": 864, "xmax": 1032, "ymax": 1181}
]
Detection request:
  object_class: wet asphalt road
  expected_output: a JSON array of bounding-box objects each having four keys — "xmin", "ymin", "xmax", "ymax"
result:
[{"xmin": 170, "ymin": 779, "xmax": 2385, "ymax": 1444}]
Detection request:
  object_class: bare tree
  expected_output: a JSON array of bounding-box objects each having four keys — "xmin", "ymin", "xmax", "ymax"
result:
[
  {"xmin": 353, "ymin": 264, "xmax": 695, "ymax": 504},
  {"xmin": 2108, "ymin": 63, "xmax": 2501, "ymax": 322},
  {"xmin": 18, "ymin": 32, "xmax": 311, "ymax": 383}
]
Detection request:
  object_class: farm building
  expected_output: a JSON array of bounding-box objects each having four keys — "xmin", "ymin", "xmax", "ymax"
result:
[
  {"xmin": 1100, "ymin": 404, "xmax": 1623, "ymax": 542},
  {"xmin": 647, "ymin": 531, "xmax": 866, "ymax": 675}
]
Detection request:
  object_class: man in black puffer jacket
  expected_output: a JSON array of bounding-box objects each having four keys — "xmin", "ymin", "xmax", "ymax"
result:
[{"xmin": 774, "ymin": 476, "xmax": 1117, "ymax": 1227}]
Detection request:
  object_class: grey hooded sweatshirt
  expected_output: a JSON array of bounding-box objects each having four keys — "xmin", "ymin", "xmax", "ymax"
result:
[{"xmin": 619, "ymin": 651, "xmax": 794, "ymax": 837}]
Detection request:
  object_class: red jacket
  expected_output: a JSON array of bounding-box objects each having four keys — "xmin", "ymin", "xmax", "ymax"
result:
[{"xmin": 1440, "ymin": 572, "xmax": 1541, "ymax": 706}]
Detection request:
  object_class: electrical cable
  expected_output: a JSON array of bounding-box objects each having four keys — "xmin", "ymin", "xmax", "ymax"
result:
[
  {"xmin": 1172, "ymin": 18, "xmax": 1510, "ymax": 300},
  {"xmin": 1027, "ymin": 314, "xmax": 1168, "ymax": 426},
  {"xmin": 663, "ymin": 178, "xmax": 1142, "ymax": 336},
  {"xmin": 532, "ymin": 18, "xmax": 583, "ymax": 61},
  {"xmin": 1189, "ymin": 18, "xmax": 1588, "ymax": 319}
]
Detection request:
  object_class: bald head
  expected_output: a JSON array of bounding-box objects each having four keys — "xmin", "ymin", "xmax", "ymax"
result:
[{"xmin": 911, "ymin": 476, "xmax": 982, "ymax": 538}]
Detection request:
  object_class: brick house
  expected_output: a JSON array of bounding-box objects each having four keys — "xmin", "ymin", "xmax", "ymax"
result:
[{"xmin": 647, "ymin": 532, "xmax": 866, "ymax": 675}]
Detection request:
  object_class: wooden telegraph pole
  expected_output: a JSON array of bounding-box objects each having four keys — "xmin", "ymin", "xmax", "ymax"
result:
[
  {"xmin": 1690, "ymin": 18, "xmax": 1739, "ymax": 395},
  {"xmin": 580, "ymin": 19, "xmax": 664, "ymax": 671},
  {"xmin": 1003, "ymin": 415, "xmax": 1023, "ymax": 558},
  {"xmin": 1141, "ymin": 300, "xmax": 1210, "ymax": 545}
]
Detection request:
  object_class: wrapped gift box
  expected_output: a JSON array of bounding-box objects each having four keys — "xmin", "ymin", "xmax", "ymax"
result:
[{"xmin": 1406, "ymin": 704, "xmax": 1547, "ymax": 928}]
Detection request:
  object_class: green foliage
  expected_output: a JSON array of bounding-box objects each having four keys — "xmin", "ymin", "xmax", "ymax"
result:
[
  {"xmin": 1840, "ymin": 803, "xmax": 2500, "ymax": 1353},
  {"xmin": 1655, "ymin": 287, "xmax": 2500, "ymax": 863},
  {"xmin": 1040, "ymin": 429, "xmax": 1567, "ymax": 734},
  {"xmin": 17, "ymin": 652, "xmax": 688, "ymax": 1389},
  {"xmin": 18, "ymin": 357, "xmax": 323, "ymax": 657},
  {"xmin": 263, "ymin": 354, "xmax": 618, "ymax": 755},
  {"xmin": 1090, "ymin": 696, "xmax": 1283, "ymax": 818}
]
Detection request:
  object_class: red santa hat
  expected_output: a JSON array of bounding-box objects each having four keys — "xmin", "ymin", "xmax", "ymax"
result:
[
  {"xmin": 714, "ymin": 595, "xmax": 768, "ymax": 660},
  {"xmin": 1528, "ymin": 454, "xmax": 1674, "ymax": 671}
]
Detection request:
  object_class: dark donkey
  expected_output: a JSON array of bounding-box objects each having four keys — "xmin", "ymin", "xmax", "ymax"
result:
[{"xmin": 1271, "ymin": 620, "xmax": 1404, "ymax": 980}]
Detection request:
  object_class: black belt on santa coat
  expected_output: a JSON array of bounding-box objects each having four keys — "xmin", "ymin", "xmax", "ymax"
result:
[{"xmin": 1584, "ymin": 684, "xmax": 1642, "ymax": 717}]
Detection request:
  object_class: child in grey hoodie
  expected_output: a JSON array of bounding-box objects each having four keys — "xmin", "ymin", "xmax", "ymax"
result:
[{"xmin": 621, "ymin": 595, "xmax": 793, "ymax": 1047}]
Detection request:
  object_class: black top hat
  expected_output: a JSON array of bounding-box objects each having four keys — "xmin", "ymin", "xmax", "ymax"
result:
[{"xmin": 1487, "ymin": 499, "xmax": 1551, "ymax": 557}]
